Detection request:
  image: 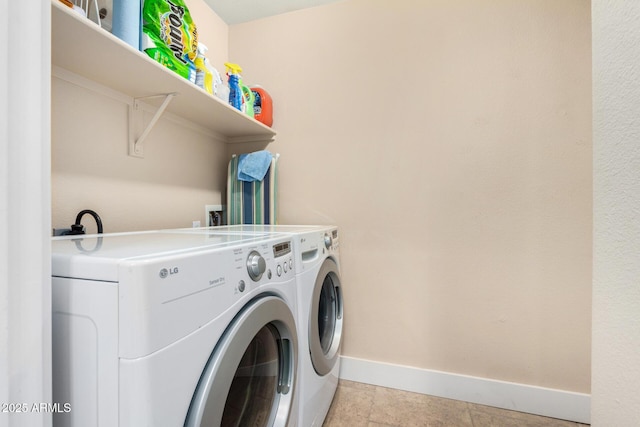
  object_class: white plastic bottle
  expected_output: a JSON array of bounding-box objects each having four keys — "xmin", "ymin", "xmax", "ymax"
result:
[{"xmin": 194, "ymin": 44, "xmax": 213, "ymax": 94}]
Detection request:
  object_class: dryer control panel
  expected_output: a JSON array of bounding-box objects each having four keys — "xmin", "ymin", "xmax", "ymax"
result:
[
  {"xmin": 273, "ymin": 240, "xmax": 291, "ymax": 257},
  {"xmin": 244, "ymin": 238, "xmax": 295, "ymax": 283},
  {"xmin": 246, "ymin": 250, "xmax": 267, "ymax": 281},
  {"xmin": 245, "ymin": 239, "xmax": 294, "ymax": 281},
  {"xmin": 272, "ymin": 240, "xmax": 294, "ymax": 277}
]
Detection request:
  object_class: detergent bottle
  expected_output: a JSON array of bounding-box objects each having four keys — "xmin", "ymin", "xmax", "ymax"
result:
[
  {"xmin": 251, "ymin": 85, "xmax": 273, "ymax": 127},
  {"xmin": 194, "ymin": 44, "xmax": 213, "ymax": 94},
  {"xmin": 224, "ymin": 62, "xmax": 243, "ymax": 111},
  {"xmin": 241, "ymin": 83, "xmax": 255, "ymax": 118}
]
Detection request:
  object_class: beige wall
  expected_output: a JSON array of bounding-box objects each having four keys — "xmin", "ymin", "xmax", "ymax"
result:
[
  {"xmin": 229, "ymin": 0, "xmax": 592, "ymax": 392},
  {"xmin": 52, "ymin": 0, "xmax": 592, "ymax": 395},
  {"xmin": 51, "ymin": 0, "xmax": 229, "ymax": 233}
]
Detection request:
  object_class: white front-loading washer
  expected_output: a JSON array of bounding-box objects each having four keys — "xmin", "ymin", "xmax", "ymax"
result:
[
  {"xmin": 292, "ymin": 227, "xmax": 343, "ymax": 427},
  {"xmin": 200, "ymin": 225, "xmax": 344, "ymax": 427},
  {"xmin": 51, "ymin": 230, "xmax": 299, "ymax": 427}
]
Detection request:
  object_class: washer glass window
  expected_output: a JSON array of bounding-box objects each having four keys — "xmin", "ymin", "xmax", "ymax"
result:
[
  {"xmin": 309, "ymin": 259, "xmax": 343, "ymax": 376},
  {"xmin": 318, "ymin": 275, "xmax": 338, "ymax": 355}
]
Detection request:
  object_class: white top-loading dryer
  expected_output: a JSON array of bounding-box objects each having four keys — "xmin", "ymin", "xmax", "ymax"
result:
[{"xmin": 51, "ymin": 230, "xmax": 299, "ymax": 427}]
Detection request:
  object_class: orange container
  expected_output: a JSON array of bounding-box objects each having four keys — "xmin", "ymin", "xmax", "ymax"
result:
[{"xmin": 251, "ymin": 87, "xmax": 273, "ymax": 127}]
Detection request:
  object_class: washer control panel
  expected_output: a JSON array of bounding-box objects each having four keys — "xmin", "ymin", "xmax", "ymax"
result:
[
  {"xmin": 323, "ymin": 233, "xmax": 332, "ymax": 249},
  {"xmin": 324, "ymin": 229, "xmax": 339, "ymax": 252}
]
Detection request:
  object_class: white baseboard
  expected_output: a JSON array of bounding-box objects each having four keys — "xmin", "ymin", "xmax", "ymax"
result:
[{"xmin": 338, "ymin": 356, "xmax": 590, "ymax": 424}]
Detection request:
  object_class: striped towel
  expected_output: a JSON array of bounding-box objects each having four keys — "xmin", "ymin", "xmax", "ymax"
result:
[{"xmin": 227, "ymin": 153, "xmax": 279, "ymax": 225}]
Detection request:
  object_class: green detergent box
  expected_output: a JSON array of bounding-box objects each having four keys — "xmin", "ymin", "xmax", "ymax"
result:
[{"xmin": 141, "ymin": 0, "xmax": 198, "ymax": 83}]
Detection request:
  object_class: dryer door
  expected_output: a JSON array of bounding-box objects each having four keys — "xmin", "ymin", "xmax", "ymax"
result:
[
  {"xmin": 185, "ymin": 295, "xmax": 297, "ymax": 427},
  {"xmin": 309, "ymin": 258, "xmax": 344, "ymax": 376}
]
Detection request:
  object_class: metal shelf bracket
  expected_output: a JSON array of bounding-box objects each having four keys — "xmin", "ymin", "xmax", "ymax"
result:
[{"xmin": 128, "ymin": 93, "xmax": 177, "ymax": 158}]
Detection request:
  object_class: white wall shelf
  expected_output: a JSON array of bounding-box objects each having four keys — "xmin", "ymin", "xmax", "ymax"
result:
[{"xmin": 51, "ymin": 0, "xmax": 276, "ymax": 145}]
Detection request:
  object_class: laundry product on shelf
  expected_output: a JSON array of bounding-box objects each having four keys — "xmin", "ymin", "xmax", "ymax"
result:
[
  {"xmin": 208, "ymin": 60, "xmax": 227, "ymax": 102},
  {"xmin": 224, "ymin": 62, "xmax": 254, "ymax": 117},
  {"xmin": 225, "ymin": 62, "xmax": 243, "ymax": 111},
  {"xmin": 251, "ymin": 86, "xmax": 273, "ymax": 127},
  {"xmin": 141, "ymin": 0, "xmax": 198, "ymax": 83},
  {"xmin": 194, "ymin": 43, "xmax": 213, "ymax": 94}
]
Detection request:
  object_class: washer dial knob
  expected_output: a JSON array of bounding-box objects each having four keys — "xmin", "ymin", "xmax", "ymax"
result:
[
  {"xmin": 324, "ymin": 233, "xmax": 333, "ymax": 249},
  {"xmin": 246, "ymin": 251, "xmax": 266, "ymax": 281}
]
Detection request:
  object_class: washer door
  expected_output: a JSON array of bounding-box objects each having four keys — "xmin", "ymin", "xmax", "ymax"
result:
[
  {"xmin": 185, "ymin": 296, "xmax": 297, "ymax": 427},
  {"xmin": 309, "ymin": 258, "xmax": 344, "ymax": 376}
]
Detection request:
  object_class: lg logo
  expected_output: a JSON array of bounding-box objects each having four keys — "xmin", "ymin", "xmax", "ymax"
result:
[{"xmin": 159, "ymin": 267, "xmax": 179, "ymax": 278}]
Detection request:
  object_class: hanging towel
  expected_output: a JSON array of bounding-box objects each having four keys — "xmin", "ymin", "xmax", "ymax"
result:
[
  {"xmin": 227, "ymin": 153, "xmax": 279, "ymax": 225},
  {"xmin": 237, "ymin": 150, "xmax": 273, "ymax": 182}
]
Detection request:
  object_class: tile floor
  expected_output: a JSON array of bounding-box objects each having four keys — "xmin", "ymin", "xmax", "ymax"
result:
[{"xmin": 323, "ymin": 380, "xmax": 590, "ymax": 427}]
